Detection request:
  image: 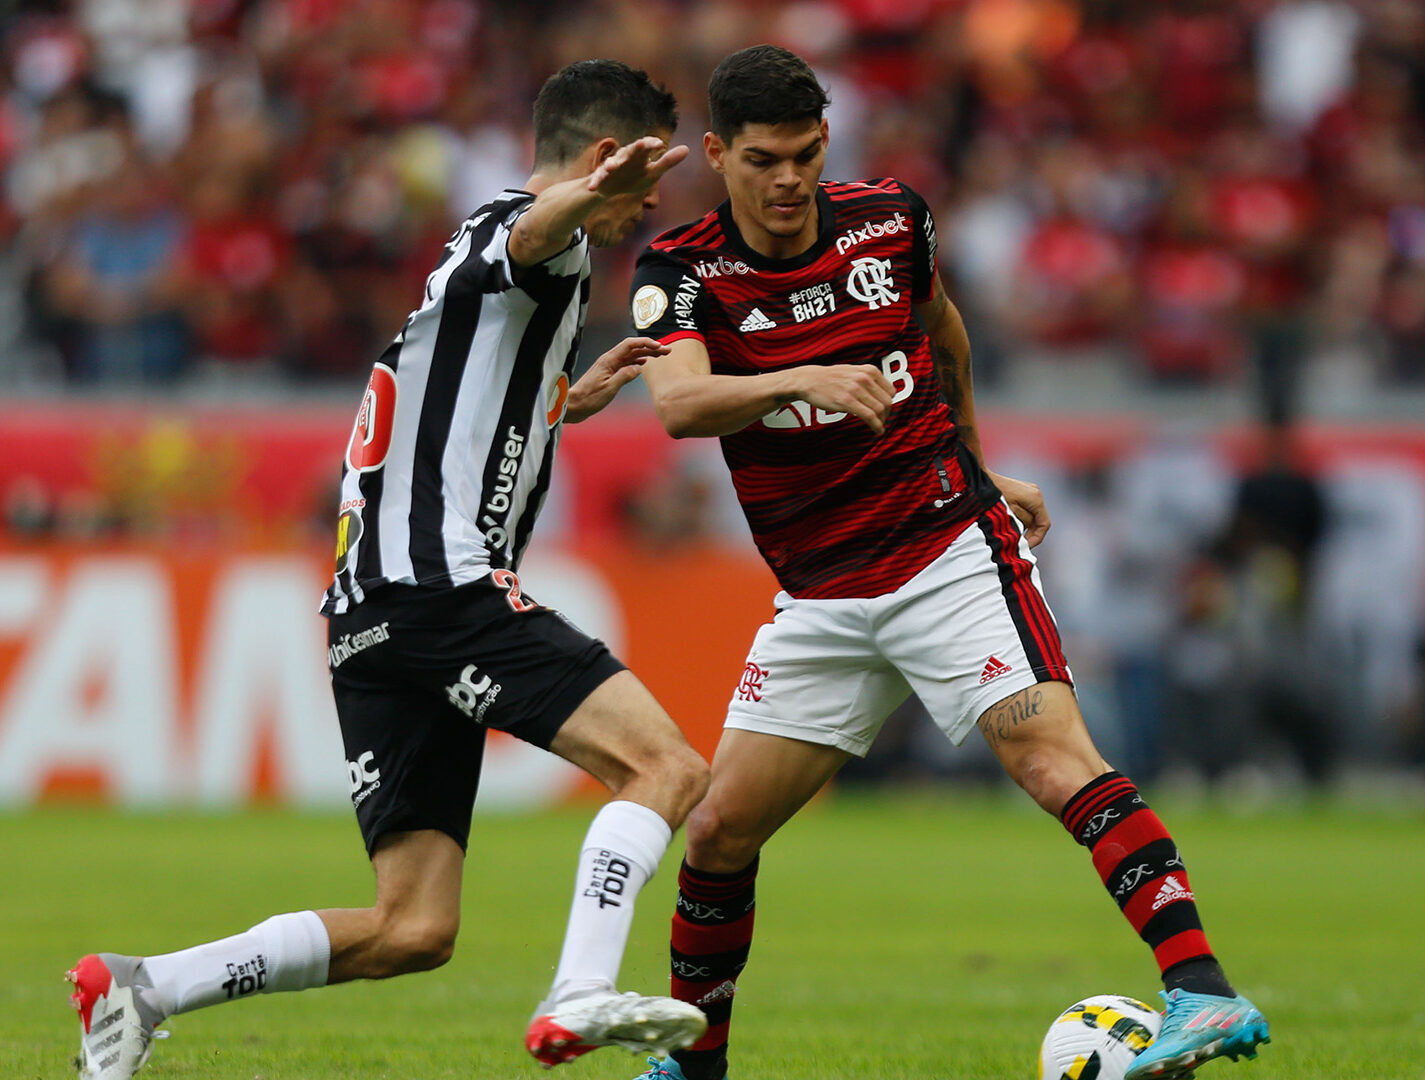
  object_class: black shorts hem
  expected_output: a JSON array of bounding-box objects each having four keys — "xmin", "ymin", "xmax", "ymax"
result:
[
  {"xmin": 360, "ymin": 812, "xmax": 471, "ymax": 859},
  {"xmin": 525, "ymin": 650, "xmax": 628, "ymax": 749}
]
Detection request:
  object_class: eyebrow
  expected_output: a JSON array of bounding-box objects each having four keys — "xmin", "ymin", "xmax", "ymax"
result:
[{"xmin": 743, "ymin": 134, "xmax": 823, "ymax": 160}]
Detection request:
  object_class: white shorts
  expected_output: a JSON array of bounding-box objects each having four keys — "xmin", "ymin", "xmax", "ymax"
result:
[{"xmin": 725, "ymin": 501, "xmax": 1073, "ymax": 755}]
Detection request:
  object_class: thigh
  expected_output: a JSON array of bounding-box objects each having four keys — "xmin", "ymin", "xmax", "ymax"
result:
[
  {"xmin": 327, "ymin": 573, "xmax": 625, "ymax": 853},
  {"xmin": 689, "ymin": 728, "xmax": 852, "ymax": 873},
  {"xmin": 876, "ymin": 502, "xmax": 1074, "ymax": 746},
  {"xmin": 378, "ymin": 575, "xmax": 627, "ymax": 751},
  {"xmin": 330, "ymin": 665, "xmax": 486, "ymax": 856},
  {"xmin": 547, "ymin": 669, "xmax": 697, "ymax": 790},
  {"xmin": 725, "ymin": 595, "xmax": 910, "ymax": 757}
]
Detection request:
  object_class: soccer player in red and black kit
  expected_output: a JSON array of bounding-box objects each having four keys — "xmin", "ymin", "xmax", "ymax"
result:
[{"xmin": 628, "ymin": 46, "xmax": 1269, "ymax": 1080}]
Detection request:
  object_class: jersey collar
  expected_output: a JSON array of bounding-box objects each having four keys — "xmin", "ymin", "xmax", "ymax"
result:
[{"xmin": 715, "ymin": 185, "xmax": 835, "ymax": 272}]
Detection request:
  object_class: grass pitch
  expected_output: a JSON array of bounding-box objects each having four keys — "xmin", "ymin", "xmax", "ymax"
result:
[{"xmin": 5, "ymin": 790, "xmax": 1423, "ymax": 1079}]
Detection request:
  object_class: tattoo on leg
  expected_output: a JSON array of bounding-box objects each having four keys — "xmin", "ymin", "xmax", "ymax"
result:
[{"xmin": 977, "ymin": 688, "xmax": 1046, "ymax": 748}]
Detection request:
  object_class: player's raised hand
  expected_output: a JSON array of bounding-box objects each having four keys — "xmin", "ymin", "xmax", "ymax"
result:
[
  {"xmin": 796, "ymin": 364, "xmax": 895, "ymax": 436},
  {"xmin": 565, "ymin": 336, "xmax": 669, "ymax": 423},
  {"xmin": 989, "ymin": 471, "xmax": 1051, "ymax": 548},
  {"xmin": 587, "ymin": 136, "xmax": 690, "ymax": 199}
]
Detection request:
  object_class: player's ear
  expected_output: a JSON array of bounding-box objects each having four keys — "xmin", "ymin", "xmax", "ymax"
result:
[
  {"xmin": 704, "ymin": 131, "xmax": 726, "ymax": 174},
  {"xmin": 819, "ymin": 117, "xmax": 829, "ymax": 152},
  {"xmin": 589, "ymin": 136, "xmax": 621, "ymax": 170}
]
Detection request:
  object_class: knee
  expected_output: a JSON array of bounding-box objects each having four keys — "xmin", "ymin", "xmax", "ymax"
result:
[
  {"xmin": 1010, "ymin": 747, "xmax": 1106, "ymax": 816},
  {"xmin": 622, "ymin": 743, "xmax": 708, "ymax": 829},
  {"xmin": 378, "ymin": 913, "xmax": 458, "ymax": 976},
  {"xmin": 665, "ymin": 746, "xmax": 710, "ymax": 825},
  {"xmin": 684, "ymin": 798, "xmax": 761, "ymax": 873}
]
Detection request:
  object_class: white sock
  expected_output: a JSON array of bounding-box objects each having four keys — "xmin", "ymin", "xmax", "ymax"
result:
[
  {"xmin": 141, "ymin": 910, "xmax": 331, "ymax": 1017},
  {"xmin": 545, "ymin": 800, "xmax": 672, "ymax": 1006}
]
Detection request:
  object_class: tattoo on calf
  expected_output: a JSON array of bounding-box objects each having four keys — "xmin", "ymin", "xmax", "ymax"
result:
[{"xmin": 977, "ymin": 687, "xmax": 1045, "ymax": 748}]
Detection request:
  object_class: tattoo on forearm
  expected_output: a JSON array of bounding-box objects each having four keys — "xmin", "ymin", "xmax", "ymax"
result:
[
  {"xmin": 931, "ymin": 342, "xmax": 970, "ymax": 418},
  {"xmin": 977, "ymin": 688, "xmax": 1046, "ymax": 748}
]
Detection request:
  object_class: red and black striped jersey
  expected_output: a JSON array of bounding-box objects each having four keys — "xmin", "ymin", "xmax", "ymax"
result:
[{"xmin": 630, "ymin": 178, "xmax": 1000, "ymax": 600}]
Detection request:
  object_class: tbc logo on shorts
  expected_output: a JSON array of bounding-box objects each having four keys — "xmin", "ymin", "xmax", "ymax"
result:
[
  {"xmin": 736, "ymin": 661, "xmax": 768, "ymax": 702},
  {"xmin": 446, "ymin": 663, "xmax": 502, "ymax": 722},
  {"xmin": 347, "ymin": 750, "xmax": 381, "ymax": 807}
]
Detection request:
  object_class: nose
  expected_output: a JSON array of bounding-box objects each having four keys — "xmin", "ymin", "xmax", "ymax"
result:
[
  {"xmin": 642, "ymin": 185, "xmax": 660, "ymax": 210},
  {"xmin": 772, "ymin": 161, "xmax": 801, "ymax": 191}
]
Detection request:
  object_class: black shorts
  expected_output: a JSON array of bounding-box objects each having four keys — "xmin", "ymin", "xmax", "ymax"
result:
[{"xmin": 326, "ymin": 572, "xmax": 625, "ymax": 855}]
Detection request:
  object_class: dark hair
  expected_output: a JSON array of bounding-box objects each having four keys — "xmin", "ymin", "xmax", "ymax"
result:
[
  {"xmin": 708, "ymin": 45, "xmax": 829, "ymax": 141},
  {"xmin": 532, "ymin": 60, "xmax": 678, "ymax": 168}
]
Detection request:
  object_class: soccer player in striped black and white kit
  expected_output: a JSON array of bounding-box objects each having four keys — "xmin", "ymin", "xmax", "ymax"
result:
[
  {"xmin": 630, "ymin": 47, "xmax": 1268, "ymax": 1080},
  {"xmin": 67, "ymin": 61, "xmax": 710, "ymax": 1079}
]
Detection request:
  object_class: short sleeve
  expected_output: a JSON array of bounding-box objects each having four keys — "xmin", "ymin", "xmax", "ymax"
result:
[
  {"xmin": 900, "ymin": 181, "xmax": 940, "ymax": 304},
  {"xmin": 629, "ymin": 247, "xmax": 708, "ymax": 343}
]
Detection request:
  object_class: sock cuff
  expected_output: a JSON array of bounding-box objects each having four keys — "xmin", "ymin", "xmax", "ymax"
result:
[
  {"xmin": 582, "ymin": 800, "xmax": 672, "ymax": 878},
  {"xmin": 256, "ymin": 910, "xmax": 331, "ymax": 992},
  {"xmin": 1060, "ymin": 771, "xmax": 1140, "ymax": 841},
  {"xmin": 679, "ymin": 856, "xmax": 759, "ymax": 899}
]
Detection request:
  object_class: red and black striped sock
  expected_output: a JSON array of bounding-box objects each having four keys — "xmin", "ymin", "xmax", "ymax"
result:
[
  {"xmin": 1060, "ymin": 772, "xmax": 1234, "ymax": 997},
  {"xmin": 667, "ymin": 857, "xmax": 757, "ymax": 1080}
]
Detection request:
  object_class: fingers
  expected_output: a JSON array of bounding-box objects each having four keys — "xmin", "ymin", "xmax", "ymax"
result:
[
  {"xmin": 588, "ymin": 138, "xmax": 686, "ymax": 194},
  {"xmin": 1007, "ymin": 495, "xmax": 1051, "ymax": 548},
  {"xmin": 601, "ymin": 337, "xmax": 670, "ymax": 368},
  {"xmin": 650, "ymin": 143, "xmax": 690, "ymax": 177}
]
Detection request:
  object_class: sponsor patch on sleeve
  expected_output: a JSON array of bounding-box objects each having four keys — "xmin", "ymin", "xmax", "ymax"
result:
[{"xmin": 632, "ymin": 284, "xmax": 669, "ymax": 329}]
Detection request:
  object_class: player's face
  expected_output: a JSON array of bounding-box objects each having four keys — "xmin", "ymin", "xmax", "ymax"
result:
[
  {"xmin": 707, "ymin": 119, "xmax": 828, "ymax": 256},
  {"xmin": 584, "ymin": 129, "xmax": 675, "ymax": 248}
]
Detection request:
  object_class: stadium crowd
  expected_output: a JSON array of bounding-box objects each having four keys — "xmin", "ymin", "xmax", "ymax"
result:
[
  {"xmin": 1, "ymin": 0, "xmax": 1422, "ymax": 784},
  {"xmin": 0, "ymin": 0, "xmax": 1423, "ymax": 392}
]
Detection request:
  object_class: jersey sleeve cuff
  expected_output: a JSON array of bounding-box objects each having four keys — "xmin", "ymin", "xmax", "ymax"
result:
[{"xmin": 658, "ymin": 329, "xmax": 706, "ymax": 346}]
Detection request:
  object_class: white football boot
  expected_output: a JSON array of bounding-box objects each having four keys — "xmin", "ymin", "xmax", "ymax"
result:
[
  {"xmin": 525, "ymin": 990, "xmax": 707, "ymax": 1067},
  {"xmin": 67, "ymin": 954, "xmax": 168, "ymax": 1079}
]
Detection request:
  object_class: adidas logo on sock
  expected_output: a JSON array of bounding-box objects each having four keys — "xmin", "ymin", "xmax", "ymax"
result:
[
  {"xmin": 1151, "ymin": 874, "xmax": 1194, "ymax": 911},
  {"xmin": 979, "ymin": 655, "xmax": 1013, "ymax": 684},
  {"xmin": 738, "ymin": 308, "xmax": 776, "ymax": 332},
  {"xmin": 696, "ymin": 979, "xmax": 738, "ymax": 1006}
]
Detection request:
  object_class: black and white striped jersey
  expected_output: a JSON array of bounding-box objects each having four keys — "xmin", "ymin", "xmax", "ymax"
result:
[{"xmin": 321, "ymin": 189, "xmax": 589, "ymax": 615}]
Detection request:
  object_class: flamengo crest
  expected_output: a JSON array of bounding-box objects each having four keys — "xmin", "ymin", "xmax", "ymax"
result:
[{"xmin": 846, "ymin": 257, "xmax": 900, "ymax": 311}]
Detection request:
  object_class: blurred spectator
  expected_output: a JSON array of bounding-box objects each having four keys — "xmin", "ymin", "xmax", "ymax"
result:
[
  {"xmin": 0, "ymin": 0, "xmax": 1419, "ymax": 394},
  {"xmin": 39, "ymin": 148, "xmax": 190, "ymax": 383},
  {"xmin": 1165, "ymin": 420, "xmax": 1336, "ymax": 788},
  {"xmin": 176, "ymin": 167, "xmax": 290, "ymax": 377}
]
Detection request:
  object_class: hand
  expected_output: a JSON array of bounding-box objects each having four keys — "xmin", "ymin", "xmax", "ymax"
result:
[
  {"xmin": 794, "ymin": 364, "xmax": 895, "ymax": 435},
  {"xmin": 586, "ymin": 137, "xmax": 690, "ymax": 199},
  {"xmin": 564, "ymin": 336, "xmax": 669, "ymax": 423},
  {"xmin": 989, "ymin": 470, "xmax": 1050, "ymax": 548}
]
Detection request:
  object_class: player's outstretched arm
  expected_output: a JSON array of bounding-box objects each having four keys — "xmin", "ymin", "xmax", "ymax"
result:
[
  {"xmin": 565, "ymin": 337, "xmax": 670, "ymax": 423},
  {"xmin": 509, "ymin": 137, "xmax": 689, "ymax": 267},
  {"xmin": 643, "ymin": 339, "xmax": 893, "ymax": 438}
]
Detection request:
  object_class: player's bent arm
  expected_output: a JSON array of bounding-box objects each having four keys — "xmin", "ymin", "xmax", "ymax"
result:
[
  {"xmin": 507, "ymin": 176, "xmax": 606, "ymax": 268},
  {"xmin": 643, "ymin": 339, "xmax": 893, "ymax": 438}
]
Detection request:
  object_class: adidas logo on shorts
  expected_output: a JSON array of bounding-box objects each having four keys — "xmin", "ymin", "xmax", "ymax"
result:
[{"xmin": 979, "ymin": 655, "xmax": 1013, "ymax": 684}]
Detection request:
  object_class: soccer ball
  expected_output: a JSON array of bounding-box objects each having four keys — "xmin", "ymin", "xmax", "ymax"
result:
[{"xmin": 1039, "ymin": 994, "xmax": 1162, "ymax": 1080}]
